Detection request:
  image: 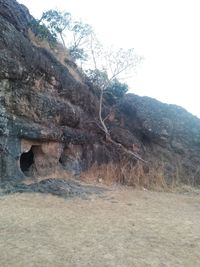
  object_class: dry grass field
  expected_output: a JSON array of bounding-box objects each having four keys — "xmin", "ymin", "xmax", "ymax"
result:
[{"xmin": 0, "ymin": 186, "xmax": 200, "ymax": 267}]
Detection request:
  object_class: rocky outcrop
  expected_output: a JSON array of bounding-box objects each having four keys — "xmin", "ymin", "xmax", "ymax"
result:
[
  {"xmin": 0, "ymin": 0, "xmax": 200, "ymax": 186},
  {"xmin": 117, "ymin": 94, "xmax": 200, "ymax": 185},
  {"xmin": 0, "ymin": 0, "xmax": 31, "ymax": 34}
]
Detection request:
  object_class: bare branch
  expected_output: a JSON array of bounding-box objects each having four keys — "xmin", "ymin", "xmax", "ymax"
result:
[
  {"xmin": 93, "ymin": 115, "xmax": 147, "ymax": 163},
  {"xmin": 90, "ymin": 35, "xmax": 98, "ymax": 69},
  {"xmin": 107, "ymin": 136, "xmax": 147, "ymax": 163},
  {"xmin": 98, "ymin": 126, "xmax": 147, "ymax": 163},
  {"xmin": 60, "ymin": 32, "xmax": 66, "ymax": 48},
  {"xmin": 99, "ymin": 88, "xmax": 109, "ymax": 134},
  {"xmin": 103, "ymin": 112, "xmax": 111, "ymax": 122}
]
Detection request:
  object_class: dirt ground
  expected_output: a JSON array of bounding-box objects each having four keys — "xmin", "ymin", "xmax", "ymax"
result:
[{"xmin": 0, "ymin": 186, "xmax": 200, "ymax": 267}]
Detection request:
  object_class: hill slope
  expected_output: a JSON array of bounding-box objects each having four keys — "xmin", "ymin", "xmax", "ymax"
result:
[{"xmin": 0, "ymin": 0, "xmax": 200, "ymax": 187}]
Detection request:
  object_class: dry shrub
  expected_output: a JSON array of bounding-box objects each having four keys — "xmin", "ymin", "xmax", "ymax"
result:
[
  {"xmin": 80, "ymin": 163, "xmax": 119, "ymax": 186},
  {"xmin": 28, "ymin": 29, "xmax": 69, "ymax": 65},
  {"xmin": 80, "ymin": 160, "xmax": 170, "ymax": 190},
  {"xmin": 28, "ymin": 29, "xmax": 52, "ymax": 52},
  {"xmin": 146, "ymin": 162, "xmax": 168, "ymax": 191}
]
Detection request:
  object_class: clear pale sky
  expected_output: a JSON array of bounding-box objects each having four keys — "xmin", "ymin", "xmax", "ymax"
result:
[{"xmin": 18, "ymin": 0, "xmax": 200, "ymax": 118}]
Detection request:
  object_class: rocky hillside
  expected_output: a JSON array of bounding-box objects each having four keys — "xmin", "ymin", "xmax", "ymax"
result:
[{"xmin": 0, "ymin": 0, "xmax": 200, "ymax": 187}]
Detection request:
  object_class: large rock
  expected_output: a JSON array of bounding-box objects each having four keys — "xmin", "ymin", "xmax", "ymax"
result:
[
  {"xmin": 0, "ymin": 0, "xmax": 31, "ymax": 34},
  {"xmin": 0, "ymin": 0, "xmax": 200, "ymax": 186},
  {"xmin": 0, "ymin": 0, "xmax": 101, "ymax": 181},
  {"xmin": 117, "ymin": 94, "xmax": 200, "ymax": 184}
]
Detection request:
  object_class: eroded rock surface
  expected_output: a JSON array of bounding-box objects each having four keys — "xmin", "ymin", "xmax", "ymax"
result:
[
  {"xmin": 0, "ymin": 0, "xmax": 200, "ymax": 186},
  {"xmin": 0, "ymin": 179, "xmax": 106, "ymax": 199}
]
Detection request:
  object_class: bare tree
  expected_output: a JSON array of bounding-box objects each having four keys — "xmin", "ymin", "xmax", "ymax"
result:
[
  {"xmin": 86, "ymin": 38, "xmax": 145, "ymax": 162},
  {"xmin": 68, "ymin": 21, "xmax": 93, "ymax": 63},
  {"xmin": 33, "ymin": 9, "xmax": 146, "ymax": 162},
  {"xmin": 88, "ymin": 39, "xmax": 141, "ymax": 133}
]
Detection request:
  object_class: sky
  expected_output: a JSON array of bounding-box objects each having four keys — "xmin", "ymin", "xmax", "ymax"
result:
[{"xmin": 18, "ymin": 0, "xmax": 200, "ymax": 118}]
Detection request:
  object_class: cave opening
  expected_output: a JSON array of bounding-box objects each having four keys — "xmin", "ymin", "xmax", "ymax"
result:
[
  {"xmin": 59, "ymin": 157, "xmax": 63, "ymax": 164},
  {"xmin": 20, "ymin": 147, "xmax": 34, "ymax": 175},
  {"xmin": 141, "ymin": 133, "xmax": 151, "ymax": 145}
]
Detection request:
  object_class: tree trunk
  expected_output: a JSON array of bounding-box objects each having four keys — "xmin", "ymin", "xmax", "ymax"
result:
[{"xmin": 60, "ymin": 33, "xmax": 66, "ymax": 48}]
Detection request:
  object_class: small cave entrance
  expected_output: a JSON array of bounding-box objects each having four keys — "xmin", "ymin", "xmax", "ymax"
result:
[
  {"xmin": 59, "ymin": 157, "xmax": 63, "ymax": 165},
  {"xmin": 20, "ymin": 147, "xmax": 34, "ymax": 175},
  {"xmin": 141, "ymin": 133, "xmax": 151, "ymax": 146}
]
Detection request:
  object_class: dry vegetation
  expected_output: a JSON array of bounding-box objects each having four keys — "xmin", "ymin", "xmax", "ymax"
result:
[
  {"xmin": 28, "ymin": 29, "xmax": 83, "ymax": 83},
  {"xmin": 80, "ymin": 161, "xmax": 187, "ymax": 192},
  {"xmin": 0, "ymin": 187, "xmax": 200, "ymax": 267},
  {"xmin": 28, "ymin": 29, "xmax": 70, "ymax": 64}
]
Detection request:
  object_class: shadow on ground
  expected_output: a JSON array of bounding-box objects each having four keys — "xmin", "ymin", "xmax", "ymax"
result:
[{"xmin": 0, "ymin": 179, "xmax": 106, "ymax": 199}]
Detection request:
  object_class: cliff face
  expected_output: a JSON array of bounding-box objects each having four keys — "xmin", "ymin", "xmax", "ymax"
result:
[{"xmin": 0, "ymin": 0, "xmax": 200, "ymax": 186}]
